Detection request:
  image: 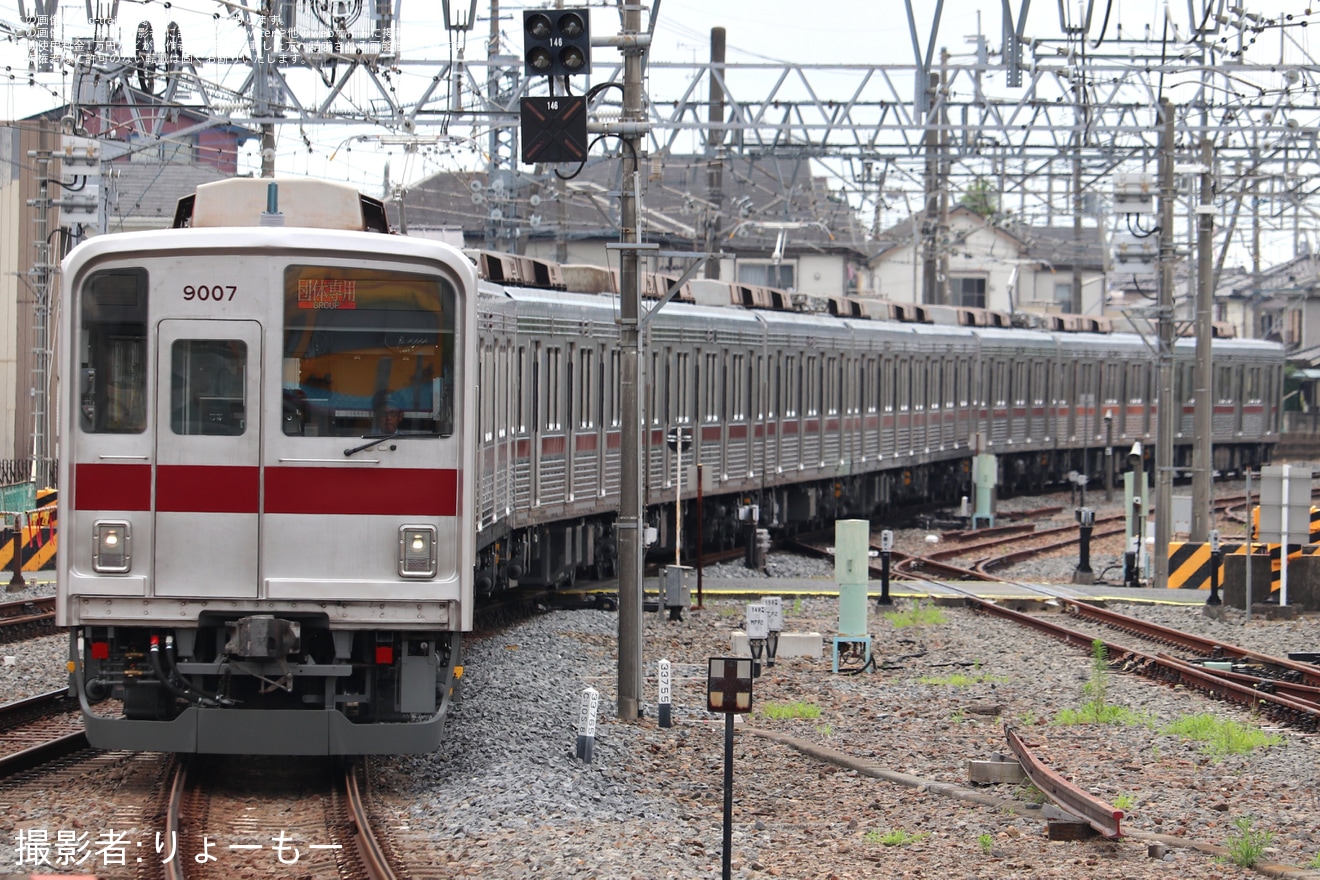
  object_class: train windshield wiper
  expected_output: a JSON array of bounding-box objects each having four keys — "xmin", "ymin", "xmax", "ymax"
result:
[
  {"xmin": 343, "ymin": 431, "xmax": 447, "ymax": 457},
  {"xmin": 343, "ymin": 431, "xmax": 401, "ymax": 457}
]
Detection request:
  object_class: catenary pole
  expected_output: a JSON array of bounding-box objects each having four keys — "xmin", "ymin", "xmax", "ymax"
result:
[
  {"xmin": 617, "ymin": 0, "xmax": 646, "ymax": 721},
  {"xmin": 1154, "ymin": 98, "xmax": 1176, "ymax": 589},
  {"xmin": 1191, "ymin": 138, "xmax": 1214, "ymax": 541}
]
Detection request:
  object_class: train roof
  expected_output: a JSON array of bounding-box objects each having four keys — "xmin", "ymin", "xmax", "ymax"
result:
[{"xmin": 62, "ymin": 224, "xmax": 478, "ymax": 294}]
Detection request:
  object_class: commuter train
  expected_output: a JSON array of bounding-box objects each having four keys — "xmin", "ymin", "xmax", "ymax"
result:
[{"xmin": 57, "ymin": 179, "xmax": 1283, "ymax": 755}]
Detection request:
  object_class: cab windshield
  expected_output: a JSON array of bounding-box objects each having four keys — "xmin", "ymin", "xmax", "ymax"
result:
[{"xmin": 281, "ymin": 265, "xmax": 455, "ymax": 438}]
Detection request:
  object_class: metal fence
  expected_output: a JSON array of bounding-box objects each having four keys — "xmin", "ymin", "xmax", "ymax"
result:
[
  {"xmin": 0, "ymin": 459, "xmax": 58, "ymax": 492},
  {"xmin": 1283, "ymin": 411, "xmax": 1320, "ymax": 436}
]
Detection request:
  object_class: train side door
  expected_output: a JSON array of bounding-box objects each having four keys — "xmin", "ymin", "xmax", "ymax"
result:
[{"xmin": 153, "ymin": 320, "xmax": 262, "ymax": 597}]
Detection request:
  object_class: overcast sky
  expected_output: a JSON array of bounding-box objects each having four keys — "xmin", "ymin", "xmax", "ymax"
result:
[{"xmin": 0, "ymin": 1, "xmax": 1313, "ymax": 262}]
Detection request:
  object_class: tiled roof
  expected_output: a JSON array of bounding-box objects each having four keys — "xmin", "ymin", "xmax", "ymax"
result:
[{"xmin": 393, "ymin": 154, "xmax": 871, "ymax": 257}]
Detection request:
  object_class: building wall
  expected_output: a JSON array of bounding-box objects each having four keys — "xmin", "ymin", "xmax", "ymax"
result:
[
  {"xmin": 0, "ymin": 121, "xmax": 60, "ymax": 463},
  {"xmin": 871, "ymin": 215, "xmax": 1107, "ymax": 316},
  {"xmin": 0, "ymin": 125, "xmax": 21, "ymax": 461},
  {"xmin": 1022, "ymin": 268, "xmax": 1107, "ymax": 316}
]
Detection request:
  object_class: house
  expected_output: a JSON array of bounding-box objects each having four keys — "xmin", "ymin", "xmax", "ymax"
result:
[
  {"xmin": 865, "ymin": 206, "xmax": 1109, "ymax": 318},
  {"xmin": 390, "ymin": 154, "xmax": 873, "ymax": 299},
  {"xmin": 0, "ymin": 96, "xmax": 254, "ymax": 466}
]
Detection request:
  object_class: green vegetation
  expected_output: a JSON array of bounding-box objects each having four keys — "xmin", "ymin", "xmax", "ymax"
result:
[
  {"xmin": 977, "ymin": 833, "xmax": 994, "ymax": 855},
  {"xmin": 791, "ymin": 596, "xmax": 804, "ymax": 615},
  {"xmin": 1307, "ymin": 852, "xmax": 1320, "ymax": 869},
  {"xmin": 959, "ymin": 177, "xmax": 1000, "ymax": 218},
  {"xmin": 1054, "ymin": 640, "xmax": 1151, "ymax": 726},
  {"xmin": 864, "ymin": 829, "xmax": 928, "ymax": 847},
  {"xmin": 1223, "ymin": 817, "xmax": 1274, "ymax": 868},
  {"xmin": 882, "ymin": 603, "xmax": 947, "ymax": 628},
  {"xmin": 1163, "ymin": 714, "xmax": 1282, "ymax": 758},
  {"xmin": 919, "ymin": 671, "xmax": 1007, "ymax": 687},
  {"xmin": 1113, "ymin": 793, "xmax": 1135, "ymax": 811},
  {"xmin": 760, "ymin": 701, "xmax": 821, "ymax": 721},
  {"xmin": 814, "ymin": 722, "xmax": 834, "ymax": 737},
  {"xmin": 1014, "ymin": 781, "xmax": 1047, "ymax": 805},
  {"xmin": 949, "ymin": 709, "xmax": 966, "ymax": 723}
]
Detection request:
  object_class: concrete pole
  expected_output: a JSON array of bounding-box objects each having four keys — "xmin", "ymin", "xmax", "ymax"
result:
[
  {"xmin": 1154, "ymin": 98, "xmax": 1176, "ymax": 589},
  {"xmin": 704, "ymin": 27, "xmax": 725, "ymax": 280},
  {"xmin": 616, "ymin": 0, "xmax": 646, "ymax": 721},
  {"xmin": 1191, "ymin": 138, "xmax": 1214, "ymax": 541},
  {"xmin": 1071, "ymin": 99, "xmax": 1084, "ymax": 315},
  {"xmin": 921, "ymin": 72, "xmax": 939, "ymax": 305}
]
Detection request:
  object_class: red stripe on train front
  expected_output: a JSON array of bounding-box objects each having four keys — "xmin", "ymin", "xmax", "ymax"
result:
[
  {"xmin": 264, "ymin": 466, "xmax": 459, "ymax": 516},
  {"xmin": 157, "ymin": 465, "xmax": 259, "ymax": 513},
  {"xmin": 74, "ymin": 463, "xmax": 152, "ymax": 511}
]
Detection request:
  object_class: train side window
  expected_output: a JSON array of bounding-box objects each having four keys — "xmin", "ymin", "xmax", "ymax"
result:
[
  {"xmin": 171, "ymin": 340, "xmax": 247, "ymax": 436},
  {"xmin": 608, "ymin": 350, "xmax": 621, "ymax": 428},
  {"xmin": 730, "ymin": 353, "xmax": 745, "ymax": 421},
  {"xmin": 79, "ymin": 268, "xmax": 148, "ymax": 434}
]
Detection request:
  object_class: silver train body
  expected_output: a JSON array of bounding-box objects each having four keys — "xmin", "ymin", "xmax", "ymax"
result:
[
  {"xmin": 57, "ymin": 179, "xmax": 1283, "ymax": 754},
  {"xmin": 472, "ymin": 278, "xmax": 1282, "ymax": 592}
]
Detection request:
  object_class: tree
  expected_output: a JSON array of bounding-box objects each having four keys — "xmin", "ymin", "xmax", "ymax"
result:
[{"xmin": 960, "ymin": 177, "xmax": 999, "ymax": 218}]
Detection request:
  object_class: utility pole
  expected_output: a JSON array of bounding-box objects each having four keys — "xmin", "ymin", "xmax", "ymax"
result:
[
  {"xmin": 1191, "ymin": 138, "xmax": 1214, "ymax": 540},
  {"xmin": 1071, "ymin": 95, "xmax": 1085, "ymax": 315},
  {"xmin": 704, "ymin": 27, "xmax": 726, "ymax": 280},
  {"xmin": 616, "ymin": 0, "xmax": 646, "ymax": 722},
  {"xmin": 1154, "ymin": 98, "xmax": 1176, "ymax": 589},
  {"xmin": 259, "ymin": 0, "xmax": 278, "ymax": 177},
  {"xmin": 921, "ymin": 72, "xmax": 940, "ymax": 305}
]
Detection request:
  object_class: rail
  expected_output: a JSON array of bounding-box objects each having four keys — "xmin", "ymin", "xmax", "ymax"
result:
[
  {"xmin": 345, "ymin": 760, "xmax": 396, "ymax": 880},
  {"xmin": 1005, "ymin": 726, "xmax": 1123, "ymax": 838}
]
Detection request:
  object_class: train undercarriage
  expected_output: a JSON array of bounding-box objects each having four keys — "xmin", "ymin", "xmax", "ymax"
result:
[
  {"xmin": 72, "ymin": 618, "xmax": 461, "ymax": 754},
  {"xmin": 475, "ymin": 440, "xmax": 1276, "ymax": 593}
]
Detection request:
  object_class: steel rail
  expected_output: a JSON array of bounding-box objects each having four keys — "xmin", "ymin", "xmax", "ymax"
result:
[
  {"xmin": 344, "ymin": 759, "xmax": 396, "ymax": 880},
  {"xmin": 1062, "ymin": 601, "xmax": 1320, "ymax": 688},
  {"xmin": 1005, "ymin": 726, "xmax": 1124, "ymax": 839},
  {"xmin": 1150, "ymin": 653, "xmax": 1320, "ymax": 727},
  {"xmin": 0, "ymin": 731, "xmax": 88, "ymax": 777},
  {"xmin": 163, "ymin": 758, "xmax": 189, "ymax": 880},
  {"xmin": 961, "ymin": 595, "xmax": 1320, "ymax": 728}
]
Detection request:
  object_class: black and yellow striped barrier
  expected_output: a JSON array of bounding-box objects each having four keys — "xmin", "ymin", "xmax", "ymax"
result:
[
  {"xmin": 1, "ymin": 488, "xmax": 58, "ymax": 573},
  {"xmin": 1166, "ymin": 539, "xmax": 1320, "ymax": 592},
  {"xmin": 1250, "ymin": 506, "xmax": 1320, "ymax": 542}
]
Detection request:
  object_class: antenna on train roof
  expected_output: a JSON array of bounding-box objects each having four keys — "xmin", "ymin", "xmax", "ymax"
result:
[{"xmin": 260, "ymin": 182, "xmax": 285, "ymax": 227}]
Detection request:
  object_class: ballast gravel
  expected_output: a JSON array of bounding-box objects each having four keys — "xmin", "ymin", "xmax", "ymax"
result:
[{"xmin": 372, "ymin": 593, "xmax": 1320, "ymax": 880}]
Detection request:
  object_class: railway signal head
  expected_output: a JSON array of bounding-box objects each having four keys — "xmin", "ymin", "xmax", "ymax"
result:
[{"xmin": 523, "ymin": 8, "xmax": 591, "ymax": 78}]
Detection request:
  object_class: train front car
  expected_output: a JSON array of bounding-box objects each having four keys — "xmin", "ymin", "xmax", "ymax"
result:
[{"xmin": 56, "ymin": 179, "xmax": 477, "ymax": 755}]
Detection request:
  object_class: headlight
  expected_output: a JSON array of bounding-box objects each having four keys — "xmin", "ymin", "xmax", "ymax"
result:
[
  {"xmin": 93, "ymin": 521, "xmax": 131, "ymax": 573},
  {"xmin": 398, "ymin": 525, "xmax": 437, "ymax": 578}
]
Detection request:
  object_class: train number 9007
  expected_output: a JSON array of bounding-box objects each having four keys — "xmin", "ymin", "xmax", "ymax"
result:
[{"xmin": 183, "ymin": 285, "xmax": 237, "ymax": 301}]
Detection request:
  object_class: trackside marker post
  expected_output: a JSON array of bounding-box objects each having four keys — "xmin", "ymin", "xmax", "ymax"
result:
[
  {"xmin": 763, "ymin": 597, "xmax": 783, "ymax": 667},
  {"xmin": 576, "ymin": 686, "xmax": 599, "ymax": 762},
  {"xmin": 707, "ymin": 657, "xmax": 753, "ymax": 880},
  {"xmin": 658, "ymin": 659, "xmax": 672, "ymax": 727},
  {"xmin": 745, "ymin": 603, "xmax": 768, "ymax": 677}
]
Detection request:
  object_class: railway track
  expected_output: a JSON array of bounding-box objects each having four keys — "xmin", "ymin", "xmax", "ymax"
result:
[
  {"xmin": 0, "ymin": 596, "xmax": 55, "ymax": 643},
  {"xmin": 784, "ymin": 517, "xmax": 1320, "ymax": 839},
  {"xmin": 162, "ymin": 755, "xmax": 398, "ymax": 880},
  {"xmin": 0, "ymin": 690, "xmax": 86, "ymax": 777}
]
